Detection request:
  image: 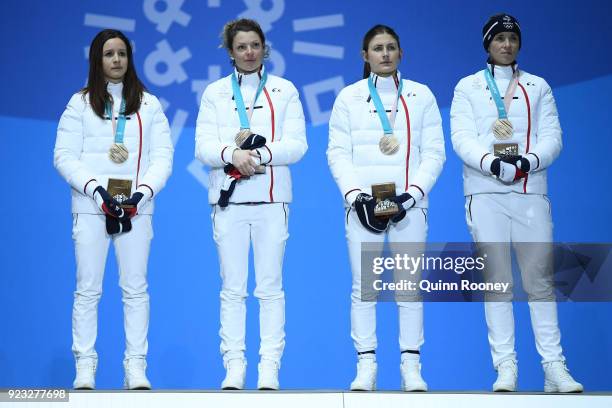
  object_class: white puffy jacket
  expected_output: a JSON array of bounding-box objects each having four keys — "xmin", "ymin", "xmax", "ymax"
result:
[
  {"xmin": 450, "ymin": 64, "xmax": 562, "ymax": 196},
  {"xmin": 327, "ymin": 73, "xmax": 445, "ymax": 208},
  {"xmin": 54, "ymin": 82, "xmax": 174, "ymax": 214},
  {"xmin": 195, "ymin": 67, "xmax": 307, "ymax": 204}
]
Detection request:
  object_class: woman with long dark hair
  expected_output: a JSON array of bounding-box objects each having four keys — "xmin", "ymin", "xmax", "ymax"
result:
[
  {"xmin": 450, "ymin": 13, "xmax": 582, "ymax": 392},
  {"xmin": 54, "ymin": 29, "xmax": 173, "ymax": 390},
  {"xmin": 327, "ymin": 25, "xmax": 445, "ymax": 391},
  {"xmin": 195, "ymin": 19, "xmax": 307, "ymax": 390}
]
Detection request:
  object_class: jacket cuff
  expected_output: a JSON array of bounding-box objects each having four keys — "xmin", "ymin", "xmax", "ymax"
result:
[
  {"xmin": 221, "ymin": 146, "xmax": 238, "ymax": 165},
  {"xmin": 256, "ymin": 145, "xmax": 272, "ymax": 165},
  {"xmin": 136, "ymin": 184, "xmax": 154, "ymax": 200},
  {"xmin": 480, "ymin": 153, "xmax": 496, "ymax": 175},
  {"xmin": 407, "ymin": 185, "xmax": 425, "ymax": 203},
  {"xmin": 84, "ymin": 179, "xmax": 99, "ymax": 198},
  {"xmin": 526, "ymin": 153, "xmax": 540, "ymax": 171}
]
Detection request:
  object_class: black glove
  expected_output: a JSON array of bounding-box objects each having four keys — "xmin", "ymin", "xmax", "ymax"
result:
[
  {"xmin": 240, "ymin": 133, "xmax": 266, "ymax": 150},
  {"xmin": 354, "ymin": 193, "xmax": 389, "ymax": 233},
  {"xmin": 94, "ymin": 186, "xmax": 124, "ymax": 218},
  {"xmin": 490, "ymin": 158, "xmax": 522, "ymax": 183},
  {"xmin": 218, "ymin": 169, "xmax": 243, "ymax": 208},
  {"xmin": 120, "ymin": 192, "xmax": 144, "ymax": 219},
  {"xmin": 499, "ymin": 154, "xmax": 530, "ymax": 173},
  {"xmin": 388, "ymin": 193, "xmax": 416, "ymax": 223},
  {"xmin": 105, "ymin": 215, "xmax": 132, "ymax": 235}
]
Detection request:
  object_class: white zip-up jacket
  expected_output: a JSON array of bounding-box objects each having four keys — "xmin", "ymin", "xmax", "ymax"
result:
[
  {"xmin": 327, "ymin": 73, "xmax": 445, "ymax": 208},
  {"xmin": 450, "ymin": 64, "xmax": 562, "ymax": 196},
  {"xmin": 54, "ymin": 82, "xmax": 174, "ymax": 214},
  {"xmin": 195, "ymin": 67, "xmax": 307, "ymax": 204}
]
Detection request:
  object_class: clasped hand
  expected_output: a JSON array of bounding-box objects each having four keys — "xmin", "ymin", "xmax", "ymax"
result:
[{"xmin": 232, "ymin": 149, "xmax": 260, "ymax": 176}]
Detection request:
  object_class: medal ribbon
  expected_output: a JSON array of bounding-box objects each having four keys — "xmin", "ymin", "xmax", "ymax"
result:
[
  {"xmin": 105, "ymin": 98, "xmax": 127, "ymax": 144},
  {"xmin": 231, "ymin": 68, "xmax": 268, "ymax": 130},
  {"xmin": 368, "ymin": 73, "xmax": 403, "ymax": 135},
  {"xmin": 483, "ymin": 64, "xmax": 519, "ymax": 120}
]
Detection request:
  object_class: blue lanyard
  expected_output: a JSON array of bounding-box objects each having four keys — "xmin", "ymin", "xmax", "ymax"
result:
[
  {"xmin": 367, "ymin": 74, "xmax": 403, "ymax": 135},
  {"xmin": 483, "ymin": 66, "xmax": 508, "ymax": 120},
  {"xmin": 105, "ymin": 98, "xmax": 127, "ymax": 144},
  {"xmin": 231, "ymin": 68, "xmax": 268, "ymax": 130}
]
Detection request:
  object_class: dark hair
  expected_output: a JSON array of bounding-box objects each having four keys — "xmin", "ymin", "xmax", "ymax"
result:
[
  {"xmin": 83, "ymin": 29, "xmax": 145, "ymax": 119},
  {"xmin": 362, "ymin": 24, "xmax": 401, "ymax": 78},
  {"xmin": 220, "ymin": 18, "xmax": 269, "ymax": 64}
]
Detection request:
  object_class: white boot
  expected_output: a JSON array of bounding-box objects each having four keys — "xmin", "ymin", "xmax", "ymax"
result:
[
  {"xmin": 492, "ymin": 360, "xmax": 518, "ymax": 392},
  {"xmin": 543, "ymin": 361, "xmax": 583, "ymax": 393},
  {"xmin": 400, "ymin": 359, "xmax": 427, "ymax": 391},
  {"xmin": 221, "ymin": 359, "xmax": 247, "ymax": 390},
  {"xmin": 73, "ymin": 358, "xmax": 97, "ymax": 390},
  {"xmin": 123, "ymin": 358, "xmax": 151, "ymax": 390},
  {"xmin": 257, "ymin": 359, "xmax": 280, "ymax": 390},
  {"xmin": 350, "ymin": 355, "xmax": 377, "ymax": 391}
]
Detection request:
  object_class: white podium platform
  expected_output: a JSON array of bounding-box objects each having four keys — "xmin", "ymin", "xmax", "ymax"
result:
[{"xmin": 3, "ymin": 391, "xmax": 611, "ymax": 408}]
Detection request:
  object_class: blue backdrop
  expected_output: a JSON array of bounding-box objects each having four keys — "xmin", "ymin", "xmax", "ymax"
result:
[{"xmin": 1, "ymin": 0, "xmax": 611, "ymax": 391}]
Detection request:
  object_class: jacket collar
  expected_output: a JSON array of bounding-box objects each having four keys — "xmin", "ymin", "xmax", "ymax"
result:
[
  {"xmin": 369, "ymin": 70, "xmax": 401, "ymax": 91},
  {"xmin": 234, "ymin": 65, "xmax": 265, "ymax": 87},
  {"xmin": 106, "ymin": 81, "xmax": 123, "ymax": 99},
  {"xmin": 486, "ymin": 63, "xmax": 517, "ymax": 80}
]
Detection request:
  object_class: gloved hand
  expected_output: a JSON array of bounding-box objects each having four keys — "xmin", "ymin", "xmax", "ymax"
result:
[
  {"xmin": 240, "ymin": 133, "xmax": 266, "ymax": 150},
  {"xmin": 93, "ymin": 186, "xmax": 124, "ymax": 218},
  {"xmin": 388, "ymin": 193, "xmax": 416, "ymax": 223},
  {"xmin": 491, "ymin": 158, "xmax": 521, "ymax": 184},
  {"xmin": 120, "ymin": 192, "xmax": 144, "ymax": 219},
  {"xmin": 500, "ymin": 154, "xmax": 530, "ymax": 178},
  {"xmin": 515, "ymin": 156, "xmax": 530, "ymax": 173},
  {"xmin": 106, "ymin": 215, "xmax": 132, "ymax": 235},
  {"xmin": 354, "ymin": 193, "xmax": 389, "ymax": 233}
]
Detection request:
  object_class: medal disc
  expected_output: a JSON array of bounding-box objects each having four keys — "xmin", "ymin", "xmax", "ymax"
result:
[
  {"xmin": 379, "ymin": 134, "xmax": 400, "ymax": 155},
  {"xmin": 109, "ymin": 143, "xmax": 129, "ymax": 163},
  {"xmin": 235, "ymin": 128, "xmax": 252, "ymax": 147},
  {"xmin": 492, "ymin": 118, "xmax": 513, "ymax": 140}
]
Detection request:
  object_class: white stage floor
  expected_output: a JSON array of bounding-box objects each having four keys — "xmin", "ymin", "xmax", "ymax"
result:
[{"xmin": 2, "ymin": 390, "xmax": 611, "ymax": 408}]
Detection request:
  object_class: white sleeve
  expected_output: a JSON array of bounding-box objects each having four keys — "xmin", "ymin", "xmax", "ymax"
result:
[
  {"xmin": 327, "ymin": 89, "xmax": 362, "ymax": 205},
  {"xmin": 54, "ymin": 93, "xmax": 99, "ymax": 197},
  {"xmin": 195, "ymin": 84, "xmax": 237, "ymax": 168},
  {"xmin": 408, "ymin": 88, "xmax": 446, "ymax": 200},
  {"xmin": 137, "ymin": 96, "xmax": 174, "ymax": 197},
  {"xmin": 527, "ymin": 80, "xmax": 562, "ymax": 171},
  {"xmin": 256, "ymin": 83, "xmax": 308, "ymax": 166},
  {"xmin": 450, "ymin": 79, "xmax": 495, "ymax": 175}
]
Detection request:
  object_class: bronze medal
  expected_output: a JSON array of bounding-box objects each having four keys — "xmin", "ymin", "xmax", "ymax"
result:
[
  {"xmin": 109, "ymin": 143, "xmax": 129, "ymax": 164},
  {"xmin": 235, "ymin": 128, "xmax": 252, "ymax": 147},
  {"xmin": 379, "ymin": 134, "xmax": 400, "ymax": 155},
  {"xmin": 492, "ymin": 118, "xmax": 513, "ymax": 140}
]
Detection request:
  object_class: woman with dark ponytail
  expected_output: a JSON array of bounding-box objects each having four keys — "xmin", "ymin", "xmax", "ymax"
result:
[
  {"xmin": 327, "ymin": 24, "xmax": 445, "ymax": 391},
  {"xmin": 54, "ymin": 29, "xmax": 173, "ymax": 390}
]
